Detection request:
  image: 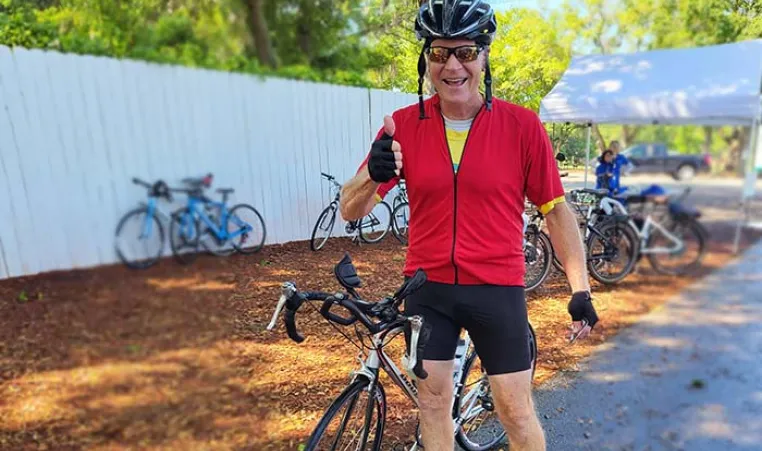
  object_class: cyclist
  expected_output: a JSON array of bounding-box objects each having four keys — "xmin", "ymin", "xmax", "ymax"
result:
[{"xmin": 339, "ymin": 1, "xmax": 599, "ymax": 449}]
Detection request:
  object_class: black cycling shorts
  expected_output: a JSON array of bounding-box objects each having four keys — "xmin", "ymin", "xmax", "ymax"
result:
[{"xmin": 403, "ymin": 281, "xmax": 531, "ymax": 375}]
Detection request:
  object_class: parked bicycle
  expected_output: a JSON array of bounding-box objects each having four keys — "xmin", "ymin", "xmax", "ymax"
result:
[
  {"xmin": 267, "ymin": 253, "xmax": 537, "ymax": 450},
  {"xmin": 168, "ymin": 175, "xmax": 266, "ymax": 264},
  {"xmin": 115, "ymin": 178, "xmax": 179, "ymax": 269},
  {"xmin": 310, "ymin": 172, "xmax": 392, "ymax": 251}
]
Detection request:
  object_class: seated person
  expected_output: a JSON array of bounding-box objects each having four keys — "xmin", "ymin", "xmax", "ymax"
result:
[{"xmin": 595, "ymin": 150, "xmax": 616, "ymax": 192}]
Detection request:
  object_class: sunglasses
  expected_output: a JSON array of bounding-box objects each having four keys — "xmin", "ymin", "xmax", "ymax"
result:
[{"xmin": 426, "ymin": 45, "xmax": 484, "ymax": 64}]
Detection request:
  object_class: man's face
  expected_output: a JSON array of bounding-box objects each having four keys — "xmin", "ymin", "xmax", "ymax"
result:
[
  {"xmin": 611, "ymin": 142, "xmax": 620, "ymax": 153},
  {"xmin": 427, "ymin": 39, "xmax": 485, "ymax": 105}
]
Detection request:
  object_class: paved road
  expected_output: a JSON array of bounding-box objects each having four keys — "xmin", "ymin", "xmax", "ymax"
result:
[{"xmin": 534, "ymin": 240, "xmax": 762, "ymax": 450}]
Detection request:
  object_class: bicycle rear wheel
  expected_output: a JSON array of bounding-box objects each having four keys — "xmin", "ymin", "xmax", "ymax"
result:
[
  {"xmin": 228, "ymin": 203, "xmax": 266, "ymax": 254},
  {"xmin": 359, "ymin": 201, "xmax": 392, "ymax": 244},
  {"xmin": 647, "ymin": 218, "xmax": 707, "ymax": 275},
  {"xmin": 114, "ymin": 207, "xmax": 164, "ymax": 269},
  {"xmin": 304, "ymin": 377, "xmax": 386, "ymax": 451},
  {"xmin": 169, "ymin": 207, "xmax": 200, "ymax": 264}
]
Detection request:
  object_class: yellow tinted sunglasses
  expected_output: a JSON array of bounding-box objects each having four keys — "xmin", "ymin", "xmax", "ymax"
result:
[{"xmin": 426, "ymin": 45, "xmax": 484, "ymax": 64}]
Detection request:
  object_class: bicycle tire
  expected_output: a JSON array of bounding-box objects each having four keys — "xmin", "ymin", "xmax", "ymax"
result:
[
  {"xmin": 647, "ymin": 218, "xmax": 707, "ymax": 276},
  {"xmin": 114, "ymin": 207, "xmax": 164, "ymax": 269},
  {"xmin": 359, "ymin": 201, "xmax": 392, "ymax": 244},
  {"xmin": 391, "ymin": 201, "xmax": 410, "ymax": 245},
  {"xmin": 304, "ymin": 377, "xmax": 386, "ymax": 451},
  {"xmin": 586, "ymin": 220, "xmax": 639, "ymax": 285},
  {"xmin": 310, "ymin": 204, "xmax": 337, "ymax": 251},
  {"xmin": 454, "ymin": 323, "xmax": 537, "ymax": 451},
  {"xmin": 169, "ymin": 207, "xmax": 200, "ymax": 265},
  {"xmin": 524, "ymin": 227, "xmax": 552, "ymax": 293},
  {"xmin": 228, "ymin": 203, "xmax": 266, "ymax": 254}
]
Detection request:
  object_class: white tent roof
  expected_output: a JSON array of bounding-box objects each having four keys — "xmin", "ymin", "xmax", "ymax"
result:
[{"xmin": 539, "ymin": 40, "xmax": 762, "ymax": 126}]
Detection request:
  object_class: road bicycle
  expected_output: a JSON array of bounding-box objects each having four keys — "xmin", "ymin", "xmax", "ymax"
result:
[
  {"xmin": 168, "ymin": 175, "xmax": 266, "ymax": 264},
  {"xmin": 115, "ymin": 178, "xmax": 178, "ymax": 269},
  {"xmin": 310, "ymin": 172, "xmax": 392, "ymax": 251},
  {"xmin": 267, "ymin": 253, "xmax": 538, "ymax": 450}
]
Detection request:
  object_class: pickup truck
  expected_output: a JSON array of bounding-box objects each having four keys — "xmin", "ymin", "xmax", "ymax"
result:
[{"xmin": 620, "ymin": 142, "xmax": 711, "ymax": 181}]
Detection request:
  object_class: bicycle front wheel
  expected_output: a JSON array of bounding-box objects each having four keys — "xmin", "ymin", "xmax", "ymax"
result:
[
  {"xmin": 359, "ymin": 201, "xmax": 392, "ymax": 244},
  {"xmin": 310, "ymin": 204, "xmax": 338, "ymax": 251},
  {"xmin": 304, "ymin": 377, "xmax": 386, "ymax": 451},
  {"xmin": 115, "ymin": 207, "xmax": 164, "ymax": 269},
  {"xmin": 586, "ymin": 220, "xmax": 639, "ymax": 285}
]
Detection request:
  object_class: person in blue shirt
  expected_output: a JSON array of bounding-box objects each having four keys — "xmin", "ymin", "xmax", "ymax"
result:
[
  {"xmin": 596, "ymin": 150, "xmax": 616, "ymax": 192},
  {"xmin": 609, "ymin": 140, "xmax": 631, "ymax": 194}
]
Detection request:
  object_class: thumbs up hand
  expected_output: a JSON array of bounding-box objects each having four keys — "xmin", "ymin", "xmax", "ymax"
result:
[{"xmin": 368, "ymin": 115, "xmax": 402, "ymax": 183}]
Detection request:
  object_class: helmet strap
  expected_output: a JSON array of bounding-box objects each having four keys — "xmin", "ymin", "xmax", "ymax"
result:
[
  {"xmin": 484, "ymin": 56, "xmax": 493, "ymax": 111},
  {"xmin": 417, "ymin": 43, "xmax": 430, "ymax": 120}
]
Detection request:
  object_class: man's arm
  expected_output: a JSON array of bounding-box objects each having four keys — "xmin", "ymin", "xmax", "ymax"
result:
[
  {"xmin": 340, "ymin": 115, "xmax": 401, "ymax": 221},
  {"xmin": 339, "ymin": 167, "xmax": 382, "ymax": 221},
  {"xmin": 544, "ymin": 202, "xmax": 590, "ymax": 293}
]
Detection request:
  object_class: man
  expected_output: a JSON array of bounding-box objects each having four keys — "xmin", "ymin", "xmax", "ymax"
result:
[{"xmin": 339, "ymin": 1, "xmax": 599, "ymax": 449}]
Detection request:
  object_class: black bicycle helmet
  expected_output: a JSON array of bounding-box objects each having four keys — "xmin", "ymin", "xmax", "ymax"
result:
[{"xmin": 414, "ymin": 0, "xmax": 497, "ymax": 118}]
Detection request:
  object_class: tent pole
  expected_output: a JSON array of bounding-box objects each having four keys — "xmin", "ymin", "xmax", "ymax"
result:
[
  {"xmin": 584, "ymin": 123, "xmax": 592, "ymax": 189},
  {"xmin": 734, "ymin": 117, "xmax": 760, "ymax": 254}
]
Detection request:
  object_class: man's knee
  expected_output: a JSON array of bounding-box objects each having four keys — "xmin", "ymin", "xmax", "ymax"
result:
[
  {"xmin": 417, "ymin": 360, "xmax": 454, "ymax": 412},
  {"xmin": 488, "ymin": 370, "xmax": 539, "ymax": 427}
]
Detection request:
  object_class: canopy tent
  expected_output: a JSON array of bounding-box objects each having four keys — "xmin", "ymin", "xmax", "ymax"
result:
[{"xmin": 539, "ymin": 39, "xmax": 762, "ymax": 253}]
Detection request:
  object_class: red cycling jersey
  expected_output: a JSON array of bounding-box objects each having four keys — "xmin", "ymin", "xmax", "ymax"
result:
[{"xmin": 358, "ymin": 94, "xmax": 565, "ymax": 286}]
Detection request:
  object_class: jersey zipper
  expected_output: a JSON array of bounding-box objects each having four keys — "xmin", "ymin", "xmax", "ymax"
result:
[{"xmin": 440, "ymin": 106, "xmax": 484, "ymax": 285}]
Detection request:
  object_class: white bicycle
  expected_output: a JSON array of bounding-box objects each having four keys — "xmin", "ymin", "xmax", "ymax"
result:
[{"xmin": 267, "ymin": 253, "xmax": 537, "ymax": 450}]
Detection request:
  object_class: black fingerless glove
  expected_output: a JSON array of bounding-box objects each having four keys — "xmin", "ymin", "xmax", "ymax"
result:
[
  {"xmin": 367, "ymin": 133, "xmax": 397, "ymax": 183},
  {"xmin": 568, "ymin": 291, "xmax": 599, "ymax": 329}
]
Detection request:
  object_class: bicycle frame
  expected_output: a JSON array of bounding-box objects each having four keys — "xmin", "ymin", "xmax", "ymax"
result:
[
  {"xmin": 138, "ymin": 197, "xmax": 171, "ymax": 238},
  {"xmin": 185, "ymin": 195, "xmax": 249, "ymax": 241},
  {"xmin": 597, "ymin": 196, "xmax": 684, "ymax": 255},
  {"xmin": 351, "ymin": 325, "xmax": 479, "ymax": 451}
]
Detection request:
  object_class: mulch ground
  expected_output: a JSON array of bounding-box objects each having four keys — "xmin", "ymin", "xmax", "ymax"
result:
[{"xmin": 1, "ymin": 222, "xmax": 760, "ymax": 450}]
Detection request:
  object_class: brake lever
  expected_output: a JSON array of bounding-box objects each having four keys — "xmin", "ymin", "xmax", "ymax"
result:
[
  {"xmin": 569, "ymin": 318, "xmax": 589, "ymax": 344},
  {"xmin": 267, "ymin": 282, "xmax": 297, "ymax": 331}
]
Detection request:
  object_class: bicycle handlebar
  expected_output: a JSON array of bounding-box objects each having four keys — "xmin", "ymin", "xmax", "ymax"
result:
[
  {"xmin": 267, "ymin": 273, "xmax": 431, "ymax": 379},
  {"xmin": 132, "ymin": 177, "xmax": 152, "ymax": 189}
]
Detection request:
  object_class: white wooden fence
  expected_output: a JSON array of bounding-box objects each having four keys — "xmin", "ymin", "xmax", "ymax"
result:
[{"xmin": 0, "ymin": 45, "xmax": 417, "ymax": 279}]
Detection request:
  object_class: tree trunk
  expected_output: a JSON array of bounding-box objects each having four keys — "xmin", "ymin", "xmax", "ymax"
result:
[
  {"xmin": 720, "ymin": 126, "xmax": 750, "ymax": 176},
  {"xmin": 296, "ymin": 0, "xmax": 313, "ymax": 63},
  {"xmin": 702, "ymin": 126, "xmax": 713, "ymax": 154},
  {"xmin": 245, "ymin": 0, "xmax": 278, "ymax": 69},
  {"xmin": 621, "ymin": 125, "xmax": 641, "ymax": 148},
  {"xmin": 593, "ymin": 124, "xmax": 607, "ymax": 153}
]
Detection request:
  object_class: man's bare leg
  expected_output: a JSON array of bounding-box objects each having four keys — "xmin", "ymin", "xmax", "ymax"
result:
[
  {"xmin": 488, "ymin": 368, "xmax": 545, "ymax": 450},
  {"xmin": 418, "ymin": 359, "xmax": 456, "ymax": 450}
]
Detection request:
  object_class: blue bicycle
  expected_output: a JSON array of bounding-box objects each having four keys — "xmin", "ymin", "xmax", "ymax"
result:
[
  {"xmin": 168, "ymin": 175, "xmax": 266, "ymax": 264},
  {"xmin": 115, "ymin": 178, "xmax": 178, "ymax": 269}
]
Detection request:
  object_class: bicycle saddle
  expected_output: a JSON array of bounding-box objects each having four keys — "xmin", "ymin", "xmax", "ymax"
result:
[
  {"xmin": 578, "ymin": 188, "xmax": 609, "ymax": 196},
  {"xmin": 335, "ymin": 252, "xmax": 362, "ymax": 291},
  {"xmin": 182, "ymin": 173, "xmax": 213, "ymax": 188}
]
